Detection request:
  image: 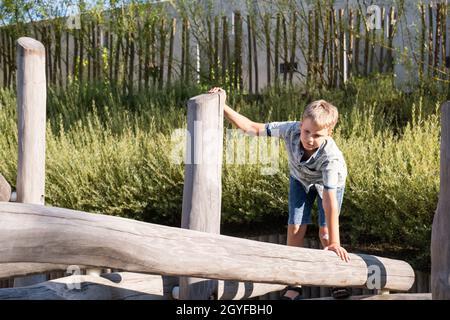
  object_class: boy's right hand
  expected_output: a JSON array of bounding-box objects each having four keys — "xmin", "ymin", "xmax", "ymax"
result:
[{"xmin": 208, "ymin": 87, "xmax": 226, "ymax": 101}]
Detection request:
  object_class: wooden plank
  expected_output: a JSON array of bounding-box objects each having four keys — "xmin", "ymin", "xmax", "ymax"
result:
[{"xmin": 431, "ymin": 102, "xmax": 450, "ymax": 299}]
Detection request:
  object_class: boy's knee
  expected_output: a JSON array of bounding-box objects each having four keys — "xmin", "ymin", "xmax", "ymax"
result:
[{"xmin": 289, "ymin": 224, "xmax": 307, "ymax": 235}]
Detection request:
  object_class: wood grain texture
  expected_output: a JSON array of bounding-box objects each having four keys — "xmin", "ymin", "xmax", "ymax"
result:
[
  {"xmin": 0, "ymin": 263, "xmax": 88, "ymax": 279},
  {"xmin": 0, "ymin": 272, "xmax": 168, "ymax": 300},
  {"xmin": 431, "ymin": 102, "xmax": 450, "ymax": 299},
  {"xmin": 180, "ymin": 91, "xmax": 225, "ymax": 299},
  {"xmin": 16, "ymin": 37, "xmax": 46, "ymax": 205},
  {"xmin": 0, "ymin": 202, "xmax": 414, "ymax": 291},
  {"xmin": 15, "ymin": 36, "xmax": 47, "ymax": 288},
  {"xmin": 0, "ymin": 174, "xmax": 11, "ymax": 202},
  {"xmin": 310, "ymin": 293, "xmax": 431, "ymax": 300}
]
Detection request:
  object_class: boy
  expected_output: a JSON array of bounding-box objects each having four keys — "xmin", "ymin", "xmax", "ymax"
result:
[{"xmin": 208, "ymin": 87, "xmax": 350, "ymax": 299}]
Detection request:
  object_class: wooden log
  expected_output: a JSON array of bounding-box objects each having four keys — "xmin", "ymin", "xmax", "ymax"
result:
[
  {"xmin": 16, "ymin": 37, "xmax": 46, "ymax": 206},
  {"xmin": 431, "ymin": 102, "xmax": 450, "ymax": 299},
  {"xmin": 0, "ymin": 268, "xmax": 285, "ymax": 300},
  {"xmin": 309, "ymin": 293, "xmax": 431, "ymax": 300},
  {"xmin": 0, "ymin": 263, "xmax": 88, "ymax": 279},
  {"xmin": 14, "ymin": 36, "xmax": 47, "ymax": 288},
  {"xmin": 0, "ymin": 272, "xmax": 169, "ymax": 300},
  {"xmin": 217, "ymin": 281, "xmax": 285, "ymax": 300},
  {"xmin": 0, "ymin": 202, "xmax": 415, "ymax": 291},
  {"xmin": 0, "ymin": 174, "xmax": 11, "ymax": 201},
  {"xmin": 179, "ymin": 92, "xmax": 225, "ymax": 300}
]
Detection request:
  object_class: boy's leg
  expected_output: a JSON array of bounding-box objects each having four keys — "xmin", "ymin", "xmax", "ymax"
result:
[
  {"xmin": 287, "ymin": 224, "xmax": 308, "ymax": 247},
  {"xmin": 287, "ymin": 175, "xmax": 314, "ymax": 247},
  {"xmin": 283, "ymin": 176, "xmax": 314, "ymax": 300}
]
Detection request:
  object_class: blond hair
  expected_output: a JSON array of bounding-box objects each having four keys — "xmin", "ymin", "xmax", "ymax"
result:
[{"xmin": 302, "ymin": 99, "xmax": 338, "ymax": 131}]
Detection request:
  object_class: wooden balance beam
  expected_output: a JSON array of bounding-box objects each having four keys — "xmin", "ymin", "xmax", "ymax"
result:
[{"xmin": 0, "ymin": 201, "xmax": 414, "ymax": 297}]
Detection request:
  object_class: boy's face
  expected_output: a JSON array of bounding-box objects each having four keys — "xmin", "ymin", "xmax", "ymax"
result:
[{"xmin": 300, "ymin": 118, "xmax": 331, "ymax": 152}]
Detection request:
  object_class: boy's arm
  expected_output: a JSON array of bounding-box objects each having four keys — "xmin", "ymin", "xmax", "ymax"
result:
[
  {"xmin": 208, "ymin": 87, "xmax": 265, "ymax": 135},
  {"xmin": 224, "ymin": 104, "xmax": 265, "ymax": 135},
  {"xmin": 322, "ymin": 189, "xmax": 350, "ymax": 262}
]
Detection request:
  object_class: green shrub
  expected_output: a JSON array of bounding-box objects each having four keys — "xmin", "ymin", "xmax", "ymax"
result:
[{"xmin": 0, "ymin": 76, "xmax": 443, "ymax": 270}]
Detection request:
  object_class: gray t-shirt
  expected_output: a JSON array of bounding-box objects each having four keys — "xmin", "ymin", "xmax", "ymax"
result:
[{"xmin": 264, "ymin": 121, "xmax": 347, "ymax": 198}]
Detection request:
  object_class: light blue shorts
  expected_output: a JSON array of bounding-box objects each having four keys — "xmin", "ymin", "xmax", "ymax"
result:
[{"xmin": 288, "ymin": 175, "xmax": 344, "ymax": 226}]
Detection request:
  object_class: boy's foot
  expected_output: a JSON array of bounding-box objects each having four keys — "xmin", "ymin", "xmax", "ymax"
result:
[
  {"xmin": 331, "ymin": 287, "xmax": 351, "ymax": 299},
  {"xmin": 281, "ymin": 286, "xmax": 303, "ymax": 300}
]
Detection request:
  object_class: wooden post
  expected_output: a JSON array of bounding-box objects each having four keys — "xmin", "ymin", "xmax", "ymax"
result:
[
  {"xmin": 431, "ymin": 102, "xmax": 450, "ymax": 299},
  {"xmin": 179, "ymin": 91, "xmax": 225, "ymax": 300},
  {"xmin": 0, "ymin": 174, "xmax": 11, "ymax": 201},
  {"xmin": 14, "ymin": 37, "xmax": 47, "ymax": 287}
]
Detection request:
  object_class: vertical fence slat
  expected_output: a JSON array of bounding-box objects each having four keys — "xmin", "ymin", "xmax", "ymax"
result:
[
  {"xmin": 247, "ymin": 15, "xmax": 253, "ymax": 94},
  {"xmin": 252, "ymin": 15, "xmax": 259, "ymax": 94},
  {"xmin": 274, "ymin": 13, "xmax": 280, "ymax": 88},
  {"xmin": 167, "ymin": 18, "xmax": 176, "ymax": 86},
  {"xmin": 234, "ymin": 11, "xmax": 243, "ymax": 92},
  {"xmin": 264, "ymin": 14, "xmax": 271, "ymax": 87}
]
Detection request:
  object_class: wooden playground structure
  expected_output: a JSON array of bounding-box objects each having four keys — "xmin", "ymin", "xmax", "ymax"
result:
[{"xmin": 0, "ymin": 37, "xmax": 448, "ymax": 300}]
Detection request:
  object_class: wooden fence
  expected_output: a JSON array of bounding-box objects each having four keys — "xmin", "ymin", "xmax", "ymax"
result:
[{"xmin": 0, "ymin": 2, "xmax": 449, "ymax": 93}]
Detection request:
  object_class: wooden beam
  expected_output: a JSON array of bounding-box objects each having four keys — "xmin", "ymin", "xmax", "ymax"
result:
[
  {"xmin": 0, "ymin": 272, "xmax": 169, "ymax": 300},
  {"xmin": 0, "ymin": 270, "xmax": 286, "ymax": 300},
  {"xmin": 218, "ymin": 281, "xmax": 285, "ymax": 300},
  {"xmin": 180, "ymin": 92, "xmax": 225, "ymax": 299},
  {"xmin": 432, "ymin": 101, "xmax": 450, "ymax": 299},
  {"xmin": 0, "ymin": 263, "xmax": 84, "ymax": 279},
  {"xmin": 0, "ymin": 202, "xmax": 414, "ymax": 291},
  {"xmin": 0, "ymin": 174, "xmax": 11, "ymax": 201},
  {"xmin": 310, "ymin": 293, "xmax": 431, "ymax": 300}
]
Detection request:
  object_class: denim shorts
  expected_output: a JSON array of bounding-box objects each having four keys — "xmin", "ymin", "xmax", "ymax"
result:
[{"xmin": 288, "ymin": 175, "xmax": 344, "ymax": 226}]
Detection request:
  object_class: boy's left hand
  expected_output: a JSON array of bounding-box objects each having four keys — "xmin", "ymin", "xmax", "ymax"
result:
[{"xmin": 324, "ymin": 243, "xmax": 350, "ymax": 262}]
